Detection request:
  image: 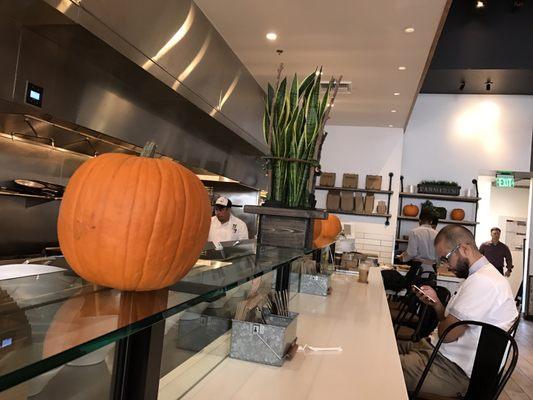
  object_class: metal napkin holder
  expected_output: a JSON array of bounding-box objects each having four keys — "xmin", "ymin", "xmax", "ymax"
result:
[
  {"xmin": 299, "ymin": 273, "xmax": 331, "ymax": 297},
  {"xmin": 229, "ymin": 312, "xmax": 298, "ymax": 367}
]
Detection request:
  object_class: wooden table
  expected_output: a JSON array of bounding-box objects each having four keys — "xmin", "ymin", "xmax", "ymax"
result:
[{"xmin": 182, "ymin": 269, "xmax": 408, "ymax": 400}]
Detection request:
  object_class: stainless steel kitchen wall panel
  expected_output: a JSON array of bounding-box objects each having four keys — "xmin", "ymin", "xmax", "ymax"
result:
[
  {"xmin": 0, "ymin": 0, "xmax": 267, "ymax": 188},
  {"xmin": 0, "ymin": 137, "xmax": 87, "ymax": 257},
  {"xmin": 51, "ymin": 0, "xmax": 267, "ymax": 153},
  {"xmin": 0, "ymin": 20, "xmax": 20, "ymax": 102}
]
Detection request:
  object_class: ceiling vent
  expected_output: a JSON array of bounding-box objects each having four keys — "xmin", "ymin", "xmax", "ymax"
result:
[{"xmin": 320, "ymin": 80, "xmax": 351, "ymax": 94}]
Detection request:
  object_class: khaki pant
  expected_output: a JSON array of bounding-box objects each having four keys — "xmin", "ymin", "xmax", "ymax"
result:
[{"xmin": 398, "ymin": 339, "xmax": 469, "ymax": 397}]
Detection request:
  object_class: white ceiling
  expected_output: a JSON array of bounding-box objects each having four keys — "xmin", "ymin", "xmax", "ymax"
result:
[{"xmin": 195, "ymin": 0, "xmax": 449, "ymax": 129}]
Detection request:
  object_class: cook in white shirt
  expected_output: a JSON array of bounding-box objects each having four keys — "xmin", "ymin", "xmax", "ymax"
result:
[
  {"xmin": 401, "ymin": 225, "xmax": 518, "ymax": 396},
  {"xmin": 208, "ymin": 196, "xmax": 249, "ymax": 243}
]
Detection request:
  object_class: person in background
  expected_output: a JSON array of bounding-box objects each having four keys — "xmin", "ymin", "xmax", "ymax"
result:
[
  {"xmin": 208, "ymin": 196, "xmax": 249, "ymax": 243},
  {"xmin": 399, "ymin": 209, "xmax": 437, "ymax": 272},
  {"xmin": 399, "ymin": 225, "xmax": 518, "ymax": 397},
  {"xmin": 479, "ymin": 227, "xmax": 513, "ymax": 276}
]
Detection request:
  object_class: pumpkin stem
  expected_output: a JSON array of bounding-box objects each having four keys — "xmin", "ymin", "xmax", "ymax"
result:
[{"xmin": 140, "ymin": 141, "xmax": 157, "ymax": 158}]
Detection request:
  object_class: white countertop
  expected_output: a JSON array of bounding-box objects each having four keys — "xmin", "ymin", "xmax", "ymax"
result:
[{"xmin": 182, "ymin": 269, "xmax": 408, "ymax": 400}]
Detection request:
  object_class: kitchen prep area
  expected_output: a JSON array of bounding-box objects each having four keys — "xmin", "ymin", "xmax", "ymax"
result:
[{"xmin": 1, "ymin": 1, "xmax": 533, "ymax": 399}]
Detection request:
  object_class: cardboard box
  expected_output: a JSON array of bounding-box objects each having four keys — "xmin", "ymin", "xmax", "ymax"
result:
[
  {"xmin": 364, "ymin": 194, "xmax": 375, "ymax": 214},
  {"xmin": 342, "ymin": 173, "xmax": 358, "ymax": 189},
  {"xmin": 354, "ymin": 193, "xmax": 364, "ymax": 213},
  {"xmin": 365, "ymin": 175, "xmax": 382, "ymax": 190},
  {"xmin": 326, "ymin": 190, "xmax": 340, "ymax": 210},
  {"xmin": 340, "ymin": 191, "xmax": 354, "ymax": 211},
  {"xmin": 319, "ymin": 172, "xmax": 336, "ymax": 187},
  {"xmin": 376, "ymin": 200, "xmax": 387, "ymax": 215}
]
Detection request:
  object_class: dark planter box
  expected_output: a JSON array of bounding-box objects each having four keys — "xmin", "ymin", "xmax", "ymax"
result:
[
  {"xmin": 417, "ymin": 184, "xmax": 461, "ymax": 196},
  {"xmin": 244, "ymin": 205, "xmax": 328, "ymax": 249}
]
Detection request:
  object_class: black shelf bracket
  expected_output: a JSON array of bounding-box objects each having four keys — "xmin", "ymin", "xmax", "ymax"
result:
[
  {"xmin": 385, "ymin": 172, "xmax": 394, "ymax": 226},
  {"xmin": 472, "ymin": 178, "xmax": 479, "ymax": 237}
]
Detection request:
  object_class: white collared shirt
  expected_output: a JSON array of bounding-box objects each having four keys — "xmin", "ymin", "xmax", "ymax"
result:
[
  {"xmin": 431, "ymin": 257, "xmax": 518, "ymax": 377},
  {"xmin": 208, "ymin": 214, "xmax": 249, "ymax": 243}
]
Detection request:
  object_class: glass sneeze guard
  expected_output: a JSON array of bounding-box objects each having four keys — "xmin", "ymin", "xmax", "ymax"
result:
[{"xmin": 0, "ymin": 241, "xmax": 311, "ymax": 392}]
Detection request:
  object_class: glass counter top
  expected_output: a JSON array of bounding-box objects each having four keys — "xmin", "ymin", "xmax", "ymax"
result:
[{"xmin": 0, "ymin": 241, "xmax": 311, "ymax": 391}]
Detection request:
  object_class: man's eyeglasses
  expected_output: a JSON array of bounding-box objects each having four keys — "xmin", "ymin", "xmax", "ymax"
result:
[{"xmin": 439, "ymin": 243, "xmax": 461, "ymax": 264}]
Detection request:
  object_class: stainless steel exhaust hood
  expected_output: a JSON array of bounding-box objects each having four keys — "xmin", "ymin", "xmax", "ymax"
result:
[{"xmin": 0, "ymin": 0, "xmax": 268, "ymax": 188}]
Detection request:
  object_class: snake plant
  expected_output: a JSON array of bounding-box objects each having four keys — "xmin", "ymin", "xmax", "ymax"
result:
[{"xmin": 263, "ymin": 65, "xmax": 339, "ymax": 208}]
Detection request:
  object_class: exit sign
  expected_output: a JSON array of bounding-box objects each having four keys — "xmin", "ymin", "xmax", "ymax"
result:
[{"xmin": 496, "ymin": 174, "xmax": 515, "ymax": 188}]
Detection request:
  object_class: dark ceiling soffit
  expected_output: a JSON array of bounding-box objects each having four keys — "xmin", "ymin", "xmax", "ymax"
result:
[
  {"xmin": 403, "ymin": 0, "xmax": 452, "ymax": 132},
  {"xmin": 421, "ymin": 69, "xmax": 533, "ymax": 95}
]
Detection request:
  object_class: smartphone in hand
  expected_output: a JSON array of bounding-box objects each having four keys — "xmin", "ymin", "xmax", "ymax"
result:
[{"xmin": 411, "ymin": 285, "xmax": 436, "ymax": 303}]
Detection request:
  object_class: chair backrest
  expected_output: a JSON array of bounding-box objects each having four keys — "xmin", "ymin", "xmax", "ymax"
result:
[
  {"xmin": 403, "ymin": 263, "xmax": 422, "ymax": 288},
  {"xmin": 412, "ymin": 270, "xmax": 437, "ymax": 288},
  {"xmin": 508, "ymin": 316, "xmax": 520, "ymax": 338},
  {"xmin": 413, "ymin": 320, "xmax": 519, "ymax": 400}
]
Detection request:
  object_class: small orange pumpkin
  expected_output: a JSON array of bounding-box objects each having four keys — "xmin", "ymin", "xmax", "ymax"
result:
[
  {"xmin": 450, "ymin": 208, "xmax": 465, "ymax": 221},
  {"xmin": 403, "ymin": 204, "xmax": 419, "ymax": 217},
  {"xmin": 57, "ymin": 142, "xmax": 211, "ymax": 291},
  {"xmin": 313, "ymin": 214, "xmax": 342, "ymax": 248}
]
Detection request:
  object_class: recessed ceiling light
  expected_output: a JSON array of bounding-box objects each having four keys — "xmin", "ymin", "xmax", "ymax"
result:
[
  {"xmin": 398, "ymin": 66, "xmax": 407, "ymax": 71},
  {"xmin": 393, "ymin": 92, "xmax": 400, "ymax": 96},
  {"xmin": 404, "ymin": 27, "xmax": 415, "ymax": 33},
  {"xmin": 476, "ymin": 1, "xmax": 485, "ymax": 8},
  {"xmin": 266, "ymin": 32, "xmax": 277, "ymax": 41},
  {"xmin": 391, "ymin": 109, "xmax": 397, "ymax": 113},
  {"xmin": 388, "ymin": 124, "xmax": 394, "ymax": 128}
]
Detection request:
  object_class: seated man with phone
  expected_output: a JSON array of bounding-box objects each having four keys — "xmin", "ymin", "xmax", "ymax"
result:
[{"xmin": 398, "ymin": 225, "xmax": 518, "ymax": 397}]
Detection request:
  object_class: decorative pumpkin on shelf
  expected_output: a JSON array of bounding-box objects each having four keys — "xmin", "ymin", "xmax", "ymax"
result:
[
  {"xmin": 402, "ymin": 204, "xmax": 419, "ymax": 217},
  {"xmin": 57, "ymin": 142, "xmax": 211, "ymax": 291},
  {"xmin": 450, "ymin": 208, "xmax": 465, "ymax": 221},
  {"xmin": 313, "ymin": 214, "xmax": 342, "ymax": 248}
]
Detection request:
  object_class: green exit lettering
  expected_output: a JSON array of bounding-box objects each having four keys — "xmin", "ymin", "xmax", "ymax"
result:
[{"xmin": 496, "ymin": 175, "xmax": 515, "ymax": 188}]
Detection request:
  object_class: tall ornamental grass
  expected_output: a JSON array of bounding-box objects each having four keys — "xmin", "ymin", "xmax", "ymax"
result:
[{"xmin": 263, "ymin": 65, "xmax": 339, "ymax": 208}]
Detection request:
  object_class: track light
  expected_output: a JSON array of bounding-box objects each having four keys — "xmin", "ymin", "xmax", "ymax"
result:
[
  {"xmin": 485, "ymin": 80, "xmax": 492, "ymax": 91},
  {"xmin": 459, "ymin": 81, "xmax": 466, "ymax": 91}
]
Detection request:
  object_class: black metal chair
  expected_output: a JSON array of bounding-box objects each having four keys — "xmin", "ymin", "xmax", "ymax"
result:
[
  {"xmin": 391, "ymin": 270, "xmax": 438, "ymax": 325},
  {"xmin": 411, "ymin": 320, "xmax": 519, "ymax": 400},
  {"xmin": 395, "ymin": 285, "xmax": 450, "ymax": 342},
  {"xmin": 384, "ymin": 262, "xmax": 422, "ymax": 298},
  {"xmin": 508, "ymin": 315, "xmax": 520, "ymax": 338}
]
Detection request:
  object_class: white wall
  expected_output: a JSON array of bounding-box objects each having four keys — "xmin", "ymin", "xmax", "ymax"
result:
[
  {"xmin": 317, "ymin": 125, "xmax": 404, "ymax": 264},
  {"xmin": 401, "ymin": 93, "xmax": 533, "ymax": 242},
  {"xmin": 318, "ymin": 94, "xmax": 533, "ymax": 267},
  {"xmin": 476, "ymin": 178, "xmax": 530, "ymax": 244},
  {"xmin": 490, "ymin": 186, "xmax": 530, "ymax": 235},
  {"xmin": 403, "ymin": 94, "xmax": 533, "ymax": 189}
]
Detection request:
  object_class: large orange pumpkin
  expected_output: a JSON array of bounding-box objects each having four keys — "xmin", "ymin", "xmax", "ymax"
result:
[
  {"xmin": 313, "ymin": 214, "xmax": 342, "ymax": 248},
  {"xmin": 57, "ymin": 142, "xmax": 211, "ymax": 291}
]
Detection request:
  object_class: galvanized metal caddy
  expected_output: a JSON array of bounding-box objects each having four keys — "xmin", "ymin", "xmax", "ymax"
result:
[
  {"xmin": 299, "ymin": 273, "xmax": 331, "ymax": 296},
  {"xmin": 229, "ymin": 312, "xmax": 298, "ymax": 367}
]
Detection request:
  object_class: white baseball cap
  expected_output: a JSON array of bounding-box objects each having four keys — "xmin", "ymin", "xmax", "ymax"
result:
[{"xmin": 215, "ymin": 196, "xmax": 232, "ymax": 207}]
